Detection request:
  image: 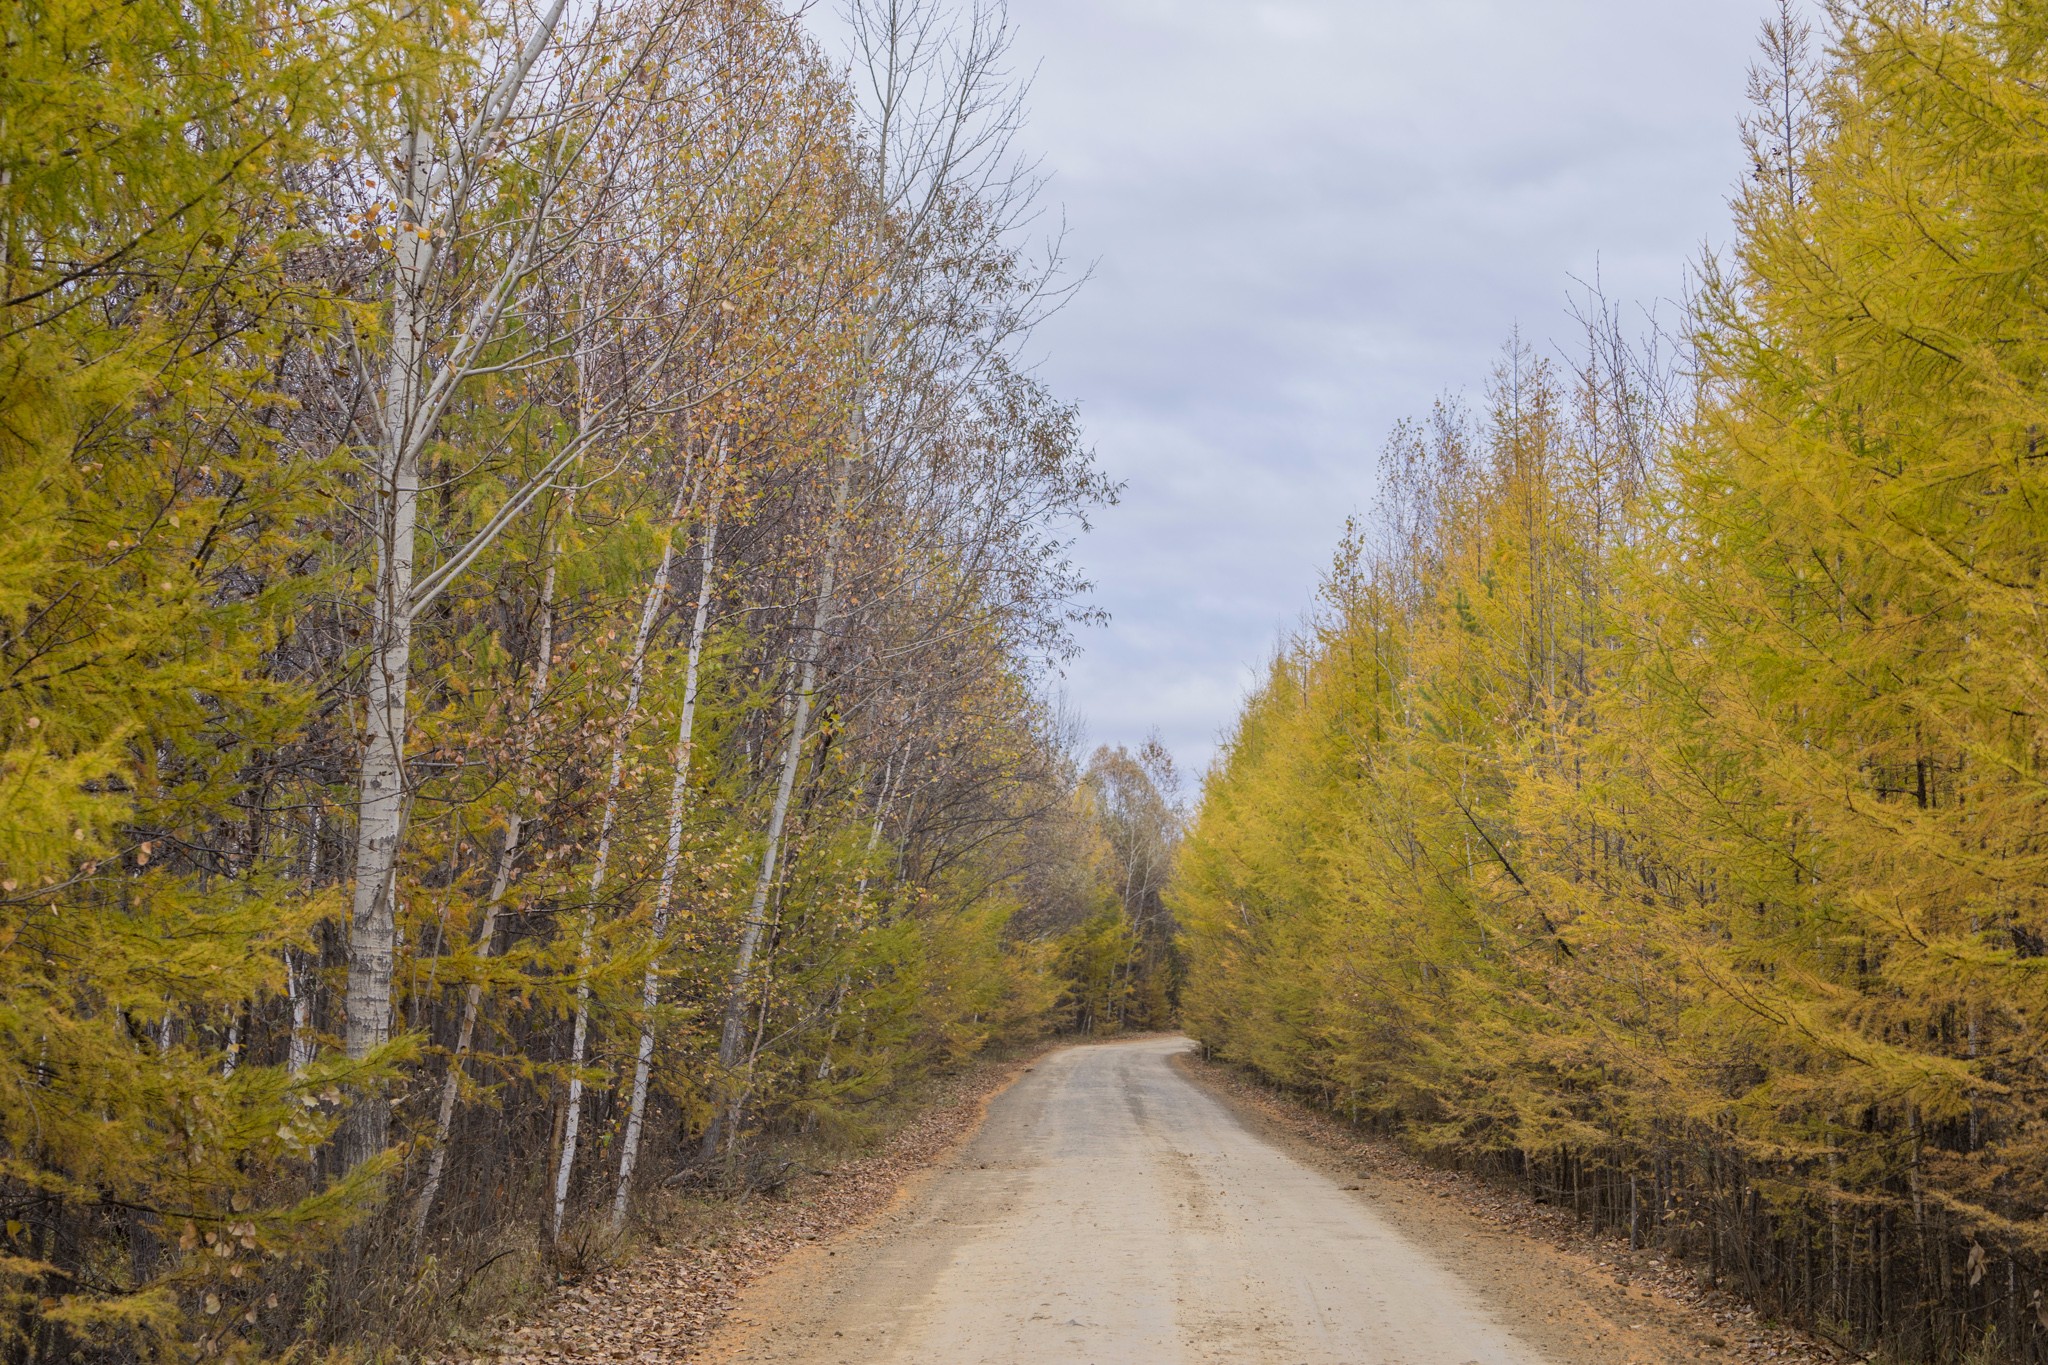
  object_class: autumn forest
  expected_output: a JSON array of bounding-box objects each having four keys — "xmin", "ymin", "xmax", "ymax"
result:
[
  {"xmin": 1181, "ymin": 6, "xmax": 2048, "ymax": 1362},
  {"xmin": 9, "ymin": 0, "xmax": 2048, "ymax": 1361},
  {"xmin": 3, "ymin": 0, "xmax": 1181, "ymax": 1357}
]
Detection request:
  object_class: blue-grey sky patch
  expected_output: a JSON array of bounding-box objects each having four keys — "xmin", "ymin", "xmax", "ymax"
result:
[{"xmin": 814, "ymin": 0, "xmax": 1780, "ymax": 774}]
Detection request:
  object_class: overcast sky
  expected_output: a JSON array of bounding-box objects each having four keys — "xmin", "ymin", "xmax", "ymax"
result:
[{"xmin": 816, "ymin": 1, "xmax": 1779, "ymax": 776}]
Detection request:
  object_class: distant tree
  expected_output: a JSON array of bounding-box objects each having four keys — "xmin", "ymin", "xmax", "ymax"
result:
[{"xmin": 1055, "ymin": 739, "xmax": 1182, "ymax": 1033}]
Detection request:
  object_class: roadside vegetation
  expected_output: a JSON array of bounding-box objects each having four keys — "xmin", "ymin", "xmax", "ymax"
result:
[
  {"xmin": 0, "ymin": 0, "xmax": 1183, "ymax": 1359},
  {"xmin": 1176, "ymin": 4, "xmax": 2048, "ymax": 1361}
]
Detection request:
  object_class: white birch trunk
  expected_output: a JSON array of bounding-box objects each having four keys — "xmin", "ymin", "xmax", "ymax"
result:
[
  {"xmin": 340, "ymin": 0, "xmax": 584, "ymax": 1169},
  {"xmin": 286, "ymin": 957, "xmax": 315, "ymax": 1078},
  {"xmin": 702, "ymin": 455, "xmax": 852, "ymax": 1160},
  {"xmin": 609, "ymin": 436, "xmax": 728, "ymax": 1229},
  {"xmin": 550, "ymin": 477, "xmax": 692, "ymax": 1239},
  {"xmin": 288, "ymin": 810, "xmax": 320, "ymax": 1077},
  {"xmin": 342, "ymin": 125, "xmax": 434, "ymax": 1167}
]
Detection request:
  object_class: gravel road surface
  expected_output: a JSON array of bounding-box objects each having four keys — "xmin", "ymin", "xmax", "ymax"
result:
[{"xmin": 713, "ymin": 1035, "xmax": 1547, "ymax": 1364}]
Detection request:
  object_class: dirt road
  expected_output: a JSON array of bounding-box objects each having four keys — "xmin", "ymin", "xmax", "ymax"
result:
[{"xmin": 710, "ymin": 1036, "xmax": 1546, "ymax": 1364}]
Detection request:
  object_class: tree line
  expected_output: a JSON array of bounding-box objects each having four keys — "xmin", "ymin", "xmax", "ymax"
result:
[
  {"xmin": 0, "ymin": 0, "xmax": 1180, "ymax": 1358},
  {"xmin": 1177, "ymin": 3, "xmax": 2048, "ymax": 1361}
]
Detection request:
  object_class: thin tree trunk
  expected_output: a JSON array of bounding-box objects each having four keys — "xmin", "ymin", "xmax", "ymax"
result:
[
  {"xmin": 336, "ymin": 0, "xmax": 602, "ymax": 1170},
  {"xmin": 411, "ymin": 492, "xmax": 571, "ymax": 1246},
  {"xmin": 288, "ymin": 809, "xmax": 321, "ymax": 1077},
  {"xmin": 813, "ymin": 749, "xmax": 904, "ymax": 1090},
  {"xmin": 550, "ymin": 474, "xmax": 693, "ymax": 1239},
  {"xmin": 285, "ymin": 954, "xmax": 315, "ymax": 1078},
  {"xmin": 342, "ymin": 124, "xmax": 434, "ymax": 1167},
  {"xmin": 702, "ymin": 454, "xmax": 851, "ymax": 1162},
  {"xmin": 854, "ymin": 748, "xmax": 903, "ymax": 904},
  {"xmin": 610, "ymin": 434, "xmax": 728, "ymax": 1230}
]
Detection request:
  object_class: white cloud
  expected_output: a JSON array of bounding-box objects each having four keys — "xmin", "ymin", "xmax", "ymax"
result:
[{"xmin": 810, "ymin": 0, "xmax": 1780, "ymax": 773}]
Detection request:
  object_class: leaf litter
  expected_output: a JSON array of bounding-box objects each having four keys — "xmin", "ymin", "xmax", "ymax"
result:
[{"xmin": 437, "ymin": 1047, "xmax": 1048, "ymax": 1365}]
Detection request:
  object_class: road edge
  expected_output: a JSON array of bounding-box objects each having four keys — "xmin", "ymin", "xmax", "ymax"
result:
[
  {"xmin": 679, "ymin": 1038, "xmax": 1067, "ymax": 1362},
  {"xmin": 1171, "ymin": 1047, "xmax": 1843, "ymax": 1365},
  {"xmin": 447, "ymin": 1039, "xmax": 1064, "ymax": 1365}
]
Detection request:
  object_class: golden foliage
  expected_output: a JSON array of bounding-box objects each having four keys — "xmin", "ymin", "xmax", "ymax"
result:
[{"xmin": 1177, "ymin": 7, "xmax": 2048, "ymax": 1356}]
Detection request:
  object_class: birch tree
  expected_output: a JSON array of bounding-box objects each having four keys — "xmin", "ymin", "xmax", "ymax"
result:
[
  {"xmin": 696, "ymin": 0, "xmax": 1057, "ymax": 1161},
  {"xmin": 611, "ymin": 433, "xmax": 729, "ymax": 1227},
  {"xmin": 1, "ymin": 0, "xmax": 1115, "ymax": 1345},
  {"xmin": 341, "ymin": 0, "xmax": 694, "ymax": 1164}
]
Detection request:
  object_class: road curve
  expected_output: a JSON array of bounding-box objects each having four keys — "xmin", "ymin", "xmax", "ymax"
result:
[{"xmin": 714, "ymin": 1035, "xmax": 1548, "ymax": 1365}]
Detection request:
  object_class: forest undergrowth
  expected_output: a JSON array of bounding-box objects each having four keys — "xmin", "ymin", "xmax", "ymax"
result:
[{"xmin": 427, "ymin": 1037, "xmax": 1056, "ymax": 1365}]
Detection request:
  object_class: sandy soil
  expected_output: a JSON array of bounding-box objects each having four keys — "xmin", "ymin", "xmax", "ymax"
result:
[{"xmin": 706, "ymin": 1035, "xmax": 1638, "ymax": 1364}]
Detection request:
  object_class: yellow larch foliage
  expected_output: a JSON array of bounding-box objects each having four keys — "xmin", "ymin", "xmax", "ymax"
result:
[{"xmin": 1178, "ymin": 7, "xmax": 2048, "ymax": 1358}]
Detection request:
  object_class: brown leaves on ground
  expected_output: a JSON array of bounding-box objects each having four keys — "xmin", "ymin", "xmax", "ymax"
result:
[{"xmin": 441, "ymin": 1050, "xmax": 1043, "ymax": 1365}]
